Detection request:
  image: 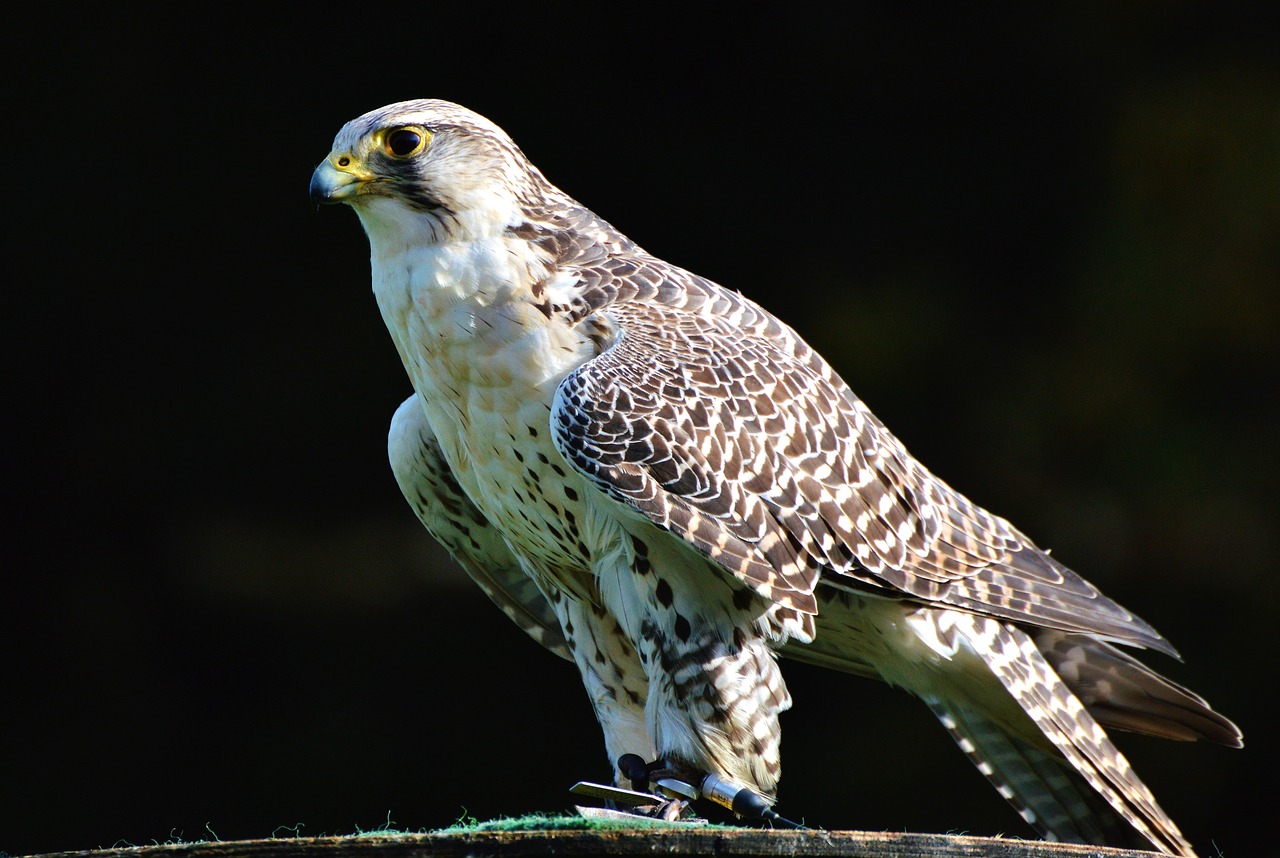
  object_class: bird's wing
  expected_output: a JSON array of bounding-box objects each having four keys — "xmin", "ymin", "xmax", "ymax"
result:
[
  {"xmin": 550, "ymin": 281, "xmax": 1175, "ymax": 656},
  {"xmin": 389, "ymin": 396, "xmax": 571, "ymax": 661},
  {"xmin": 1031, "ymin": 630, "xmax": 1241, "ymax": 747}
]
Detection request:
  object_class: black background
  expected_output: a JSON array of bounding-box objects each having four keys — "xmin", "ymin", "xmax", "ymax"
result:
[{"xmin": 5, "ymin": 6, "xmax": 1276, "ymax": 855}]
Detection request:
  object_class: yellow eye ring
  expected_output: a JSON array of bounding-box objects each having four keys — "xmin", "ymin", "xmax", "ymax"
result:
[{"xmin": 384, "ymin": 126, "xmax": 430, "ymax": 158}]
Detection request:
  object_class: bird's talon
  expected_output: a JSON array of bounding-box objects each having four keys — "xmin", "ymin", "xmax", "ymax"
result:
[{"xmin": 634, "ymin": 798, "xmax": 692, "ymax": 822}]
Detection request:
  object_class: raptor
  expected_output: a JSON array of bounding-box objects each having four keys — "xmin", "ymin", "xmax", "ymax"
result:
[{"xmin": 310, "ymin": 99, "xmax": 1240, "ymax": 855}]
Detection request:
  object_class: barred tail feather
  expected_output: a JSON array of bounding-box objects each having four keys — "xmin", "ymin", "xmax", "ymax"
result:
[
  {"xmin": 925, "ymin": 698, "xmax": 1149, "ymax": 848},
  {"xmin": 951, "ymin": 613, "xmax": 1197, "ymax": 856}
]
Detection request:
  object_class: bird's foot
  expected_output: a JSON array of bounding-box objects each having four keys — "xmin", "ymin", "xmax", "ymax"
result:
[
  {"xmin": 568, "ymin": 754, "xmax": 705, "ymax": 824},
  {"xmin": 631, "ymin": 795, "xmax": 694, "ymax": 822},
  {"xmin": 569, "ymin": 781, "xmax": 700, "ymax": 824},
  {"xmin": 614, "ymin": 753, "xmax": 805, "ymax": 829},
  {"xmin": 615, "ymin": 754, "xmax": 707, "ymax": 820},
  {"xmin": 572, "ymin": 754, "xmax": 802, "ymax": 827}
]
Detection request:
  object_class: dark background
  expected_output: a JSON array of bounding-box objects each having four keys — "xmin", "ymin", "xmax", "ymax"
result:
[{"xmin": 5, "ymin": 6, "xmax": 1275, "ymax": 855}]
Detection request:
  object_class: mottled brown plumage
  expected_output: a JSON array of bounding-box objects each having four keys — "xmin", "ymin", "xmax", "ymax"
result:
[{"xmin": 312, "ymin": 99, "xmax": 1240, "ymax": 856}]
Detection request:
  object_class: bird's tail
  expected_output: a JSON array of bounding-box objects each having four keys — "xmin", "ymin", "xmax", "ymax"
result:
[
  {"xmin": 939, "ymin": 612, "xmax": 1197, "ymax": 856},
  {"xmin": 792, "ymin": 593, "xmax": 1239, "ymax": 854},
  {"xmin": 922, "ymin": 696, "xmax": 1146, "ymax": 848}
]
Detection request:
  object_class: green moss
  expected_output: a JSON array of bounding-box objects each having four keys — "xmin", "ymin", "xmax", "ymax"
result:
[{"xmin": 433, "ymin": 812, "xmax": 729, "ymax": 834}]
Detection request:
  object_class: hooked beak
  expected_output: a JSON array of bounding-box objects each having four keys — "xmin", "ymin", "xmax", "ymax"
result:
[{"xmin": 309, "ymin": 154, "xmax": 375, "ymax": 205}]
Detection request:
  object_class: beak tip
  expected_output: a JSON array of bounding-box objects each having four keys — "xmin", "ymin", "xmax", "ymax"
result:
[
  {"xmin": 308, "ymin": 172, "xmax": 332, "ymax": 206},
  {"xmin": 310, "ymin": 160, "xmax": 359, "ymax": 206}
]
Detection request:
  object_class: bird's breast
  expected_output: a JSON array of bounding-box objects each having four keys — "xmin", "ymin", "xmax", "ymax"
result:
[{"xmin": 372, "ymin": 237, "xmax": 604, "ymax": 580}]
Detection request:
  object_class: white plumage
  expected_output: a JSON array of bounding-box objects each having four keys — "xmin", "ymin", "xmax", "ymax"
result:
[{"xmin": 312, "ymin": 99, "xmax": 1240, "ymax": 856}]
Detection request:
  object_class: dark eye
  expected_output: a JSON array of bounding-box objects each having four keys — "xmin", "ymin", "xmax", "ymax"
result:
[{"xmin": 386, "ymin": 128, "xmax": 424, "ymax": 157}]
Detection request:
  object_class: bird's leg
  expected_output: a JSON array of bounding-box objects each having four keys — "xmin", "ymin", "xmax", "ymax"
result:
[{"xmin": 618, "ymin": 752, "xmax": 663, "ymax": 792}]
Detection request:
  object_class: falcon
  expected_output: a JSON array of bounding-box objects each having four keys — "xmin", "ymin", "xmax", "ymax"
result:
[{"xmin": 310, "ymin": 99, "xmax": 1240, "ymax": 855}]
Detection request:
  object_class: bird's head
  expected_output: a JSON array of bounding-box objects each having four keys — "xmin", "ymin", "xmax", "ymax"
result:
[{"xmin": 310, "ymin": 99, "xmax": 552, "ymax": 245}]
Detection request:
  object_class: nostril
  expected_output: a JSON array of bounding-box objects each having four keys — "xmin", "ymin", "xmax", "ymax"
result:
[{"xmin": 337, "ymin": 156, "xmax": 351, "ymax": 167}]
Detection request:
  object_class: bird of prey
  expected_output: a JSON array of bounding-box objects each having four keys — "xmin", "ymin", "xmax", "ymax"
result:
[{"xmin": 310, "ymin": 99, "xmax": 1240, "ymax": 855}]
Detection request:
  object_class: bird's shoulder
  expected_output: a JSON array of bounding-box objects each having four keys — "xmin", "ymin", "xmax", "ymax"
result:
[{"xmin": 513, "ymin": 201, "xmax": 801, "ymax": 347}]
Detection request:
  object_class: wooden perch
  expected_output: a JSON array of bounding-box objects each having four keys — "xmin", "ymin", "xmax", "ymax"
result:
[{"xmin": 26, "ymin": 828, "xmax": 1167, "ymax": 858}]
